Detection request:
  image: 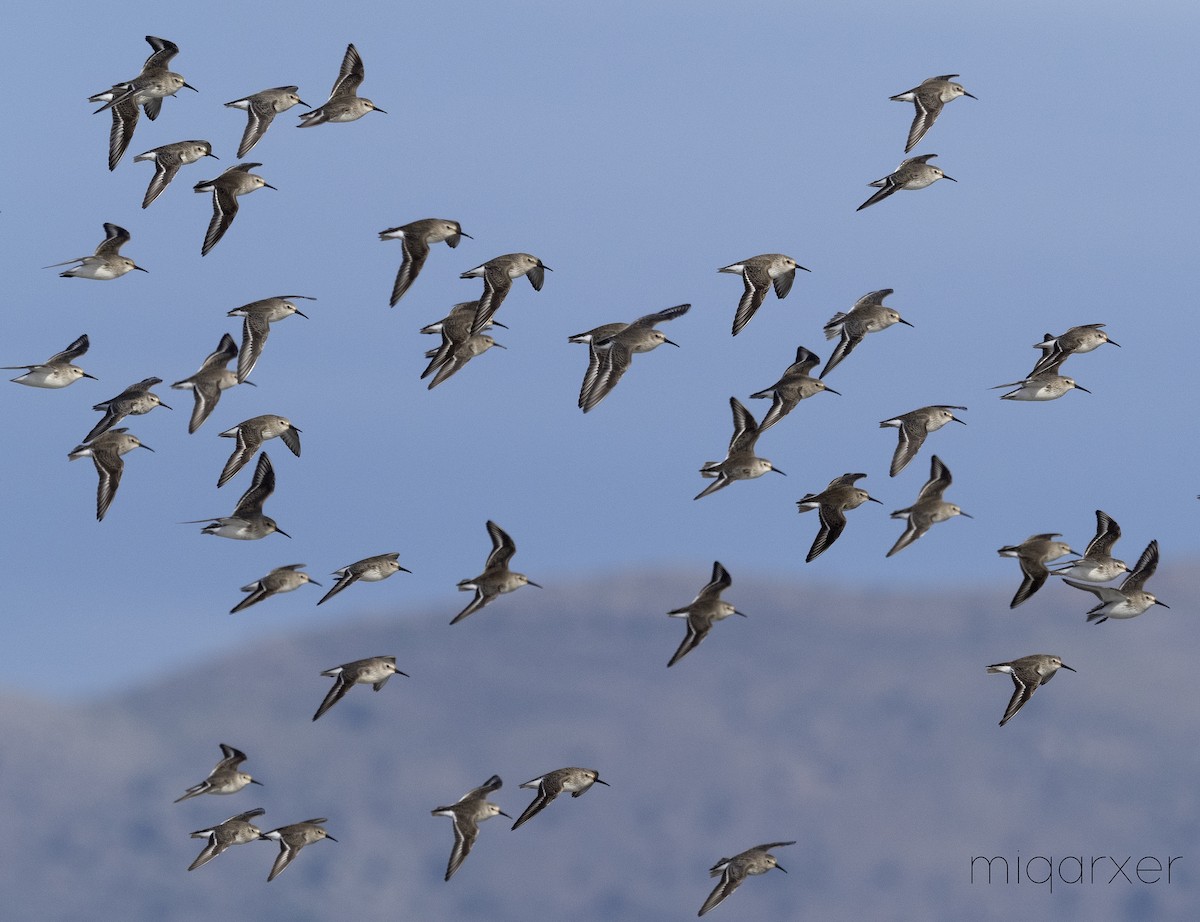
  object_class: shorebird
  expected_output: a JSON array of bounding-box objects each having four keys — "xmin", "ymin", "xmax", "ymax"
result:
[
  {"xmin": 994, "ymin": 358, "xmax": 1090, "ymax": 401},
  {"xmin": 5, "ymin": 334, "xmax": 96, "ymax": 388},
  {"xmin": 695, "ymin": 398, "xmax": 784, "ymax": 500},
  {"xmin": 997, "ymin": 534, "xmax": 1078, "ymax": 608},
  {"xmin": 380, "ymin": 219, "xmax": 471, "ymax": 306},
  {"xmin": 1030, "ymin": 324, "xmax": 1119, "ymax": 376},
  {"xmin": 431, "ymin": 775, "xmax": 509, "ymax": 881},
  {"xmin": 226, "ymin": 86, "xmax": 309, "ymax": 157},
  {"xmin": 188, "ymin": 808, "xmax": 265, "ymax": 872},
  {"xmin": 421, "ymin": 302, "xmax": 506, "ymax": 337},
  {"xmin": 298, "ymin": 44, "xmax": 386, "ymax": 126},
  {"xmin": 134, "ymin": 140, "xmax": 216, "ymax": 208},
  {"xmin": 194, "ymin": 162, "xmax": 276, "ymax": 256},
  {"xmin": 666, "ymin": 561, "xmax": 745, "ymax": 668},
  {"xmin": 421, "ymin": 304, "xmax": 505, "ymax": 389},
  {"xmin": 68, "ymin": 428, "xmax": 153, "ymax": 521},
  {"xmin": 227, "ymin": 295, "xmax": 313, "ymax": 382},
  {"xmin": 511, "ymin": 767, "xmax": 608, "ymax": 829},
  {"xmin": 879, "ymin": 405, "xmax": 966, "ymax": 477},
  {"xmin": 576, "ymin": 303, "xmax": 691, "ymax": 412},
  {"xmin": 820, "ymin": 289, "xmax": 912, "ymax": 378},
  {"xmin": 260, "ymin": 819, "xmax": 336, "ymax": 881},
  {"xmin": 312, "ymin": 656, "xmax": 406, "ymax": 721},
  {"xmin": 887, "ymin": 455, "xmax": 970, "ymax": 556},
  {"xmin": 857, "ymin": 154, "xmax": 955, "ymax": 211},
  {"xmin": 1051, "ymin": 509, "xmax": 1127, "ymax": 582},
  {"xmin": 796, "ymin": 473, "xmax": 882, "ymax": 562},
  {"xmin": 987, "ymin": 655, "xmax": 1075, "ymax": 726},
  {"xmin": 189, "ymin": 451, "xmax": 288, "ymax": 539},
  {"xmin": 748, "ymin": 346, "xmax": 839, "ymax": 432},
  {"xmin": 1064, "ymin": 540, "xmax": 1168, "ymax": 622},
  {"xmin": 46, "ymin": 223, "xmax": 147, "ymax": 280},
  {"xmin": 171, "ymin": 333, "xmax": 246, "ymax": 433},
  {"xmin": 317, "ymin": 553, "xmax": 410, "ymax": 606},
  {"xmin": 461, "ymin": 253, "xmax": 550, "ymax": 334},
  {"xmin": 717, "ymin": 254, "xmax": 810, "ymax": 335},
  {"xmin": 231, "ymin": 564, "xmax": 320, "ymax": 613},
  {"xmin": 698, "ymin": 841, "xmax": 795, "ymax": 916},
  {"xmin": 890, "ymin": 75, "xmax": 976, "ymax": 152},
  {"xmin": 451, "ymin": 521, "xmax": 541, "ymax": 624},
  {"xmin": 175, "ymin": 743, "xmax": 262, "ymax": 802},
  {"xmin": 217, "ymin": 414, "xmax": 301, "ymax": 487},
  {"xmin": 85, "ymin": 376, "xmax": 170, "ymax": 442}
]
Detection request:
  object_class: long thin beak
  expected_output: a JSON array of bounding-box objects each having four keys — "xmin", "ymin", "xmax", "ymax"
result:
[
  {"xmin": 275, "ymin": 528, "xmax": 292, "ymax": 538},
  {"xmin": 250, "ymin": 778, "xmax": 264, "ymax": 786},
  {"xmin": 297, "ymin": 99, "xmax": 311, "ymax": 108},
  {"xmin": 797, "ymin": 264, "xmax": 812, "ymax": 273},
  {"xmin": 398, "ymin": 566, "xmax": 413, "ymax": 574},
  {"xmin": 1075, "ymin": 385, "xmax": 1092, "ymax": 394},
  {"xmin": 734, "ymin": 610, "xmax": 748, "ymax": 618},
  {"xmin": 372, "ymin": 106, "xmax": 388, "ymax": 114},
  {"xmin": 1108, "ymin": 340, "xmax": 1121, "ymax": 347},
  {"xmin": 263, "ymin": 183, "xmax": 278, "ymax": 191},
  {"xmin": 140, "ymin": 444, "xmax": 155, "ymax": 452},
  {"xmin": 899, "ymin": 318, "xmax": 915, "ymax": 327},
  {"xmin": 527, "ymin": 580, "xmax": 543, "ymax": 588},
  {"xmin": 133, "ymin": 265, "xmax": 149, "ymax": 272},
  {"xmin": 498, "ymin": 811, "xmax": 511, "ymax": 819},
  {"xmin": 159, "ymin": 401, "xmax": 173, "ymax": 410},
  {"xmin": 82, "ymin": 372, "xmax": 99, "ymax": 380},
  {"xmin": 867, "ymin": 496, "xmax": 884, "ymax": 504},
  {"xmin": 294, "ymin": 310, "xmax": 309, "ymax": 319},
  {"xmin": 771, "ymin": 467, "xmax": 787, "ymax": 476},
  {"xmin": 542, "ymin": 265, "xmax": 554, "ymax": 272},
  {"xmin": 776, "ymin": 865, "xmax": 788, "ymax": 874},
  {"xmin": 951, "ymin": 416, "xmax": 967, "ymax": 424},
  {"xmin": 663, "ymin": 338, "xmax": 679, "ymax": 347},
  {"xmin": 959, "ymin": 512, "xmax": 974, "ymax": 519},
  {"xmin": 964, "ymin": 91, "xmax": 978, "ymax": 100},
  {"xmin": 1060, "ymin": 663, "xmax": 1077, "ymax": 672},
  {"xmin": 309, "ymin": 579, "xmax": 323, "ymax": 587},
  {"xmin": 183, "ymin": 83, "xmax": 198, "ymax": 92},
  {"xmin": 459, "ymin": 231, "xmax": 473, "ymax": 239},
  {"xmin": 942, "ymin": 175, "xmax": 957, "ymax": 182},
  {"xmin": 242, "ymin": 380, "xmax": 258, "ymax": 387},
  {"xmin": 492, "ymin": 342, "xmax": 507, "ymax": 350},
  {"xmin": 594, "ymin": 778, "xmax": 610, "ymax": 786},
  {"xmin": 1155, "ymin": 600, "xmax": 1170, "ymax": 608},
  {"xmin": 207, "ymin": 152, "xmax": 219, "ymax": 159},
  {"xmin": 325, "ymin": 835, "xmax": 338, "ymax": 843}
]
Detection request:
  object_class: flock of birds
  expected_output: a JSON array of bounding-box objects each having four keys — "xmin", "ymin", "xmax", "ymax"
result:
[{"xmin": 7, "ymin": 37, "xmax": 1172, "ymax": 915}]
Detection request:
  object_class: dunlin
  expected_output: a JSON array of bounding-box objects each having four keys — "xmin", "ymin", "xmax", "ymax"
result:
[
  {"xmin": 260, "ymin": 819, "xmax": 336, "ymax": 881},
  {"xmin": 46, "ymin": 223, "xmax": 147, "ymax": 280},
  {"xmin": 421, "ymin": 304, "xmax": 505, "ymax": 389},
  {"xmin": 227, "ymin": 295, "xmax": 313, "ymax": 382},
  {"xmin": 879, "ymin": 405, "xmax": 966, "ymax": 477},
  {"xmin": 312, "ymin": 656, "xmax": 406, "ymax": 721},
  {"xmin": 188, "ymin": 808, "xmax": 265, "ymax": 872},
  {"xmin": 1030, "ymin": 324, "xmax": 1119, "ymax": 377},
  {"xmin": 1051, "ymin": 509, "xmax": 1127, "ymax": 582},
  {"xmin": 796, "ymin": 473, "xmax": 882, "ymax": 562},
  {"xmin": 820, "ymin": 289, "xmax": 912, "ymax": 378},
  {"xmin": 194, "ymin": 162, "xmax": 276, "ymax": 256},
  {"xmin": 226, "ymin": 87, "xmax": 308, "ymax": 157},
  {"xmin": 717, "ymin": 254, "xmax": 810, "ymax": 335},
  {"xmin": 4, "ymin": 334, "xmax": 96, "ymax": 388},
  {"xmin": 298, "ymin": 44, "xmax": 386, "ymax": 126},
  {"xmin": 748, "ymin": 346, "xmax": 840, "ymax": 432},
  {"xmin": 134, "ymin": 140, "xmax": 216, "ymax": 208},
  {"xmin": 699, "ymin": 841, "xmax": 795, "ymax": 916},
  {"xmin": 512, "ymin": 767, "xmax": 608, "ymax": 830},
  {"xmin": 171, "ymin": 333, "xmax": 245, "ymax": 433},
  {"xmin": 576, "ymin": 303, "xmax": 691, "ymax": 412},
  {"xmin": 461, "ymin": 253, "xmax": 550, "ymax": 334},
  {"xmin": 857, "ymin": 154, "xmax": 955, "ymax": 211},
  {"xmin": 379, "ymin": 219, "xmax": 471, "ymax": 306},
  {"xmin": 1064, "ymin": 539, "xmax": 1168, "ymax": 623},
  {"xmin": 987, "ymin": 655, "xmax": 1075, "ymax": 726},
  {"xmin": 890, "ymin": 75, "xmax": 976, "ymax": 153},
  {"xmin": 421, "ymin": 301, "xmax": 506, "ymax": 337},
  {"xmin": 452, "ymin": 521, "xmax": 541, "ymax": 624},
  {"xmin": 666, "ymin": 561, "xmax": 746, "ymax": 668},
  {"xmin": 68, "ymin": 428, "xmax": 152, "ymax": 521},
  {"xmin": 189, "ymin": 451, "xmax": 288, "ymax": 539},
  {"xmin": 175, "ymin": 743, "xmax": 262, "ymax": 802},
  {"xmin": 217, "ymin": 414, "xmax": 301, "ymax": 487},
  {"xmin": 231, "ymin": 564, "xmax": 320, "ymax": 614},
  {"xmin": 994, "ymin": 366, "xmax": 1090, "ymax": 401},
  {"xmin": 431, "ymin": 775, "xmax": 509, "ymax": 881},
  {"xmin": 695, "ymin": 397, "xmax": 784, "ymax": 500},
  {"xmin": 997, "ymin": 534, "xmax": 1078, "ymax": 608},
  {"xmin": 317, "ymin": 553, "xmax": 410, "ymax": 606},
  {"xmin": 887, "ymin": 455, "xmax": 970, "ymax": 556},
  {"xmin": 85, "ymin": 376, "xmax": 170, "ymax": 442}
]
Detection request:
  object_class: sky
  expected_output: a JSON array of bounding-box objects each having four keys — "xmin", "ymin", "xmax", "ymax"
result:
[{"xmin": 2, "ymin": 0, "xmax": 1198, "ymax": 699}]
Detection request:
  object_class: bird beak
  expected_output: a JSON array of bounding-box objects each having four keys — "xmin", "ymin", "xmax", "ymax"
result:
[
  {"xmin": 542, "ymin": 265, "xmax": 554, "ymax": 272},
  {"xmin": 133, "ymin": 265, "xmax": 149, "ymax": 272},
  {"xmin": 527, "ymin": 580, "xmax": 543, "ymax": 588},
  {"xmin": 1108, "ymin": 340, "xmax": 1121, "ymax": 347},
  {"xmin": 959, "ymin": 512, "xmax": 974, "ymax": 519},
  {"xmin": 139, "ymin": 444, "xmax": 155, "ymax": 452},
  {"xmin": 1060, "ymin": 663, "xmax": 1077, "ymax": 672},
  {"xmin": 398, "ymin": 566, "xmax": 413, "ymax": 574},
  {"xmin": 734, "ymin": 610, "xmax": 748, "ymax": 618},
  {"xmin": 159, "ymin": 402, "xmax": 173, "ymax": 410},
  {"xmin": 491, "ymin": 320, "xmax": 508, "ymax": 329},
  {"xmin": 183, "ymin": 83, "xmax": 198, "ymax": 93},
  {"xmin": 898, "ymin": 318, "xmax": 915, "ymax": 327},
  {"xmin": 867, "ymin": 496, "xmax": 884, "ymax": 504},
  {"xmin": 951, "ymin": 416, "xmax": 967, "ymax": 424},
  {"xmin": 594, "ymin": 778, "xmax": 610, "ymax": 786},
  {"xmin": 294, "ymin": 310, "xmax": 309, "ymax": 319},
  {"xmin": 498, "ymin": 811, "xmax": 512, "ymax": 819},
  {"xmin": 297, "ymin": 99, "xmax": 311, "ymax": 108},
  {"xmin": 823, "ymin": 386, "xmax": 842, "ymax": 396},
  {"xmin": 1075, "ymin": 385, "xmax": 1092, "ymax": 394},
  {"xmin": 771, "ymin": 467, "xmax": 787, "ymax": 476},
  {"xmin": 459, "ymin": 231, "xmax": 473, "ymax": 239},
  {"xmin": 964, "ymin": 91, "xmax": 978, "ymax": 100},
  {"xmin": 1154, "ymin": 600, "xmax": 1171, "ymax": 608},
  {"xmin": 263, "ymin": 183, "xmax": 278, "ymax": 191},
  {"xmin": 82, "ymin": 372, "xmax": 99, "ymax": 380},
  {"xmin": 492, "ymin": 342, "xmax": 508, "ymax": 349},
  {"xmin": 250, "ymin": 778, "xmax": 264, "ymax": 786},
  {"xmin": 242, "ymin": 380, "xmax": 258, "ymax": 387},
  {"xmin": 797, "ymin": 265, "xmax": 812, "ymax": 273},
  {"xmin": 275, "ymin": 528, "xmax": 292, "ymax": 539},
  {"xmin": 309, "ymin": 579, "xmax": 323, "ymax": 587},
  {"xmin": 325, "ymin": 835, "xmax": 338, "ymax": 843},
  {"xmin": 942, "ymin": 175, "xmax": 957, "ymax": 182},
  {"xmin": 776, "ymin": 865, "xmax": 788, "ymax": 874},
  {"xmin": 371, "ymin": 106, "xmax": 388, "ymax": 114},
  {"xmin": 663, "ymin": 338, "xmax": 679, "ymax": 347},
  {"xmin": 206, "ymin": 152, "xmax": 219, "ymax": 159}
]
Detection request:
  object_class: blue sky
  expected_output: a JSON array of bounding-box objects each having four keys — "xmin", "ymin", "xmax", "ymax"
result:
[{"xmin": 2, "ymin": 0, "xmax": 1197, "ymax": 697}]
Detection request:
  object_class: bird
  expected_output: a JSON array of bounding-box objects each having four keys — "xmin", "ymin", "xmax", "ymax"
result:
[
  {"xmin": 312, "ymin": 656, "xmax": 406, "ymax": 721},
  {"xmin": 171, "ymin": 333, "xmax": 247, "ymax": 433},
  {"xmin": 298, "ymin": 44, "xmax": 386, "ymax": 126},
  {"xmin": 887, "ymin": 455, "xmax": 971, "ymax": 556},
  {"xmin": 133, "ymin": 140, "xmax": 216, "ymax": 208},
  {"xmin": 695, "ymin": 398, "xmax": 784, "ymax": 500},
  {"xmin": 666, "ymin": 561, "xmax": 746, "ymax": 668},
  {"xmin": 85, "ymin": 376, "xmax": 170, "ymax": 442},
  {"xmin": 996, "ymin": 534, "xmax": 1078, "ymax": 608},
  {"xmin": 420, "ymin": 301, "xmax": 506, "ymax": 337},
  {"xmin": 46, "ymin": 223, "xmax": 147, "ymax": 280},
  {"xmin": 174, "ymin": 743, "xmax": 262, "ymax": 802},
  {"xmin": 259, "ymin": 819, "xmax": 336, "ymax": 881},
  {"xmin": 187, "ymin": 808, "xmax": 266, "ymax": 872},
  {"xmin": 820, "ymin": 289, "xmax": 912, "ymax": 378},
  {"xmin": 993, "ymin": 357, "xmax": 1091, "ymax": 401},
  {"xmin": 225, "ymin": 86, "xmax": 309, "ymax": 157},
  {"xmin": 421, "ymin": 304, "xmax": 506, "ymax": 389},
  {"xmin": 226, "ymin": 295, "xmax": 313, "ymax": 382},
  {"xmin": 217, "ymin": 414, "xmax": 301, "ymax": 487},
  {"xmin": 431, "ymin": 775, "xmax": 509, "ymax": 881},
  {"xmin": 1029, "ymin": 324, "xmax": 1119, "ymax": 377},
  {"xmin": 879, "ymin": 405, "xmax": 967, "ymax": 477},
  {"xmin": 576, "ymin": 303, "xmax": 691, "ymax": 412},
  {"xmin": 987, "ymin": 655, "xmax": 1075, "ymax": 726},
  {"xmin": 857, "ymin": 154, "xmax": 955, "ymax": 211},
  {"xmin": 317, "ymin": 553, "xmax": 410, "ymax": 606},
  {"xmin": 231, "ymin": 564, "xmax": 321, "ymax": 614},
  {"xmin": 189, "ymin": 451, "xmax": 288, "ymax": 539},
  {"xmin": 5, "ymin": 334, "xmax": 96, "ymax": 388},
  {"xmin": 717, "ymin": 254, "xmax": 810, "ymax": 335},
  {"xmin": 379, "ymin": 219, "xmax": 471, "ymax": 306},
  {"xmin": 452, "ymin": 521, "xmax": 541, "ymax": 624},
  {"xmin": 511, "ymin": 768, "xmax": 608, "ymax": 830},
  {"xmin": 748, "ymin": 345, "xmax": 840, "ymax": 432},
  {"xmin": 193, "ymin": 162, "xmax": 276, "ymax": 256},
  {"xmin": 1063, "ymin": 540, "xmax": 1168, "ymax": 623},
  {"xmin": 796, "ymin": 473, "xmax": 882, "ymax": 562},
  {"xmin": 890, "ymin": 75, "xmax": 976, "ymax": 153},
  {"xmin": 460, "ymin": 253, "xmax": 551, "ymax": 334},
  {"xmin": 1050, "ymin": 509, "xmax": 1127, "ymax": 582},
  {"xmin": 68, "ymin": 429, "xmax": 153, "ymax": 521},
  {"xmin": 698, "ymin": 841, "xmax": 795, "ymax": 916}
]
